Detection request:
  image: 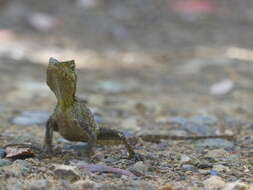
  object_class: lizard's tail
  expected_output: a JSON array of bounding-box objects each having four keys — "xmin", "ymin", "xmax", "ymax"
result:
[{"xmin": 96, "ymin": 127, "xmax": 124, "ymax": 145}]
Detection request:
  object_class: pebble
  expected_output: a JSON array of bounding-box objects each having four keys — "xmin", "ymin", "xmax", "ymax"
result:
[
  {"xmin": 73, "ymin": 179, "xmax": 97, "ymax": 190},
  {"xmin": 209, "ymin": 170, "xmax": 219, "ymax": 176},
  {"xmin": 203, "ymin": 176, "xmax": 226, "ymax": 190},
  {"xmin": 159, "ymin": 184, "xmax": 174, "ymax": 190},
  {"xmin": 29, "ymin": 179, "xmax": 49, "ymax": 190},
  {"xmin": 180, "ymin": 154, "xmax": 197, "ymax": 165},
  {"xmin": 0, "ymin": 148, "xmax": 6, "ymax": 158},
  {"xmin": 168, "ymin": 115, "xmax": 217, "ymax": 136},
  {"xmin": 210, "ymin": 79, "xmax": 234, "ymax": 96},
  {"xmin": 1, "ymin": 160, "xmax": 32, "ymax": 176},
  {"xmin": 213, "ymin": 164, "xmax": 230, "ymax": 173},
  {"xmin": 197, "ymin": 162, "xmax": 213, "ymax": 169},
  {"xmin": 128, "ymin": 161, "xmax": 148, "ymax": 176},
  {"xmin": 0, "ymin": 159, "xmax": 12, "ymax": 167},
  {"xmin": 181, "ymin": 164, "xmax": 198, "ymax": 172},
  {"xmin": 224, "ymin": 181, "xmax": 249, "ymax": 190},
  {"xmin": 54, "ymin": 165, "xmax": 80, "ymax": 182},
  {"xmin": 12, "ymin": 111, "xmax": 50, "ymax": 126}
]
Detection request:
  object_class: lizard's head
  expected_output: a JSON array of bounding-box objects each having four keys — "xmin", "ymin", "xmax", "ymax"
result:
[{"xmin": 47, "ymin": 57, "xmax": 77, "ymax": 105}]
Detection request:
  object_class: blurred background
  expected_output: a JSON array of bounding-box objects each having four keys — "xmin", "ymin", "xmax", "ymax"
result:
[{"xmin": 0, "ymin": 0, "xmax": 253, "ymax": 144}]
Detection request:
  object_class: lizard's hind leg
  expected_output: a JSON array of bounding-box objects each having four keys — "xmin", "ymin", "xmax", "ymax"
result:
[{"xmin": 97, "ymin": 127, "xmax": 144, "ymax": 161}]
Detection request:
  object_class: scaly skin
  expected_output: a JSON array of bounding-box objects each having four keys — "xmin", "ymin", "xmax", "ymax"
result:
[{"xmin": 44, "ymin": 58, "xmax": 142, "ymax": 161}]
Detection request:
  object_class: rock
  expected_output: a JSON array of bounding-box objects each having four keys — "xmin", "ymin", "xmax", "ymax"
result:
[
  {"xmin": 98, "ymin": 181, "xmax": 157, "ymax": 190},
  {"xmin": 179, "ymin": 154, "xmax": 197, "ymax": 165},
  {"xmin": 181, "ymin": 164, "xmax": 198, "ymax": 172},
  {"xmin": 209, "ymin": 170, "xmax": 219, "ymax": 176},
  {"xmin": 203, "ymin": 176, "xmax": 226, "ymax": 190},
  {"xmin": 54, "ymin": 165, "xmax": 80, "ymax": 182},
  {"xmin": 0, "ymin": 148, "xmax": 6, "ymax": 158},
  {"xmin": 224, "ymin": 181, "xmax": 249, "ymax": 190},
  {"xmin": 1, "ymin": 160, "xmax": 32, "ymax": 177},
  {"xmin": 213, "ymin": 164, "xmax": 230, "ymax": 172},
  {"xmin": 210, "ymin": 79, "xmax": 234, "ymax": 96},
  {"xmin": 5, "ymin": 146, "xmax": 35, "ymax": 159},
  {"xmin": 206, "ymin": 149, "xmax": 230, "ymax": 159},
  {"xmin": 0, "ymin": 159, "xmax": 12, "ymax": 167},
  {"xmin": 73, "ymin": 179, "xmax": 97, "ymax": 190},
  {"xmin": 131, "ymin": 181, "xmax": 157, "ymax": 190},
  {"xmin": 69, "ymin": 160, "xmax": 92, "ymax": 177},
  {"xmin": 29, "ymin": 179, "xmax": 49, "ymax": 190},
  {"xmin": 159, "ymin": 184, "xmax": 174, "ymax": 190},
  {"xmin": 195, "ymin": 139, "xmax": 234, "ymax": 149},
  {"xmin": 12, "ymin": 111, "xmax": 50, "ymax": 126},
  {"xmin": 128, "ymin": 161, "xmax": 148, "ymax": 176},
  {"xmin": 168, "ymin": 115, "xmax": 217, "ymax": 136},
  {"xmin": 197, "ymin": 162, "xmax": 213, "ymax": 169}
]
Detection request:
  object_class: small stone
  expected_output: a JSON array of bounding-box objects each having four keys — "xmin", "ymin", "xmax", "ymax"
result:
[
  {"xmin": 206, "ymin": 149, "xmax": 230, "ymax": 158},
  {"xmin": 128, "ymin": 161, "xmax": 148, "ymax": 176},
  {"xmin": 132, "ymin": 180, "xmax": 157, "ymax": 190},
  {"xmin": 54, "ymin": 165, "xmax": 80, "ymax": 182},
  {"xmin": 0, "ymin": 159, "xmax": 12, "ymax": 167},
  {"xmin": 197, "ymin": 162, "xmax": 213, "ymax": 169},
  {"xmin": 0, "ymin": 148, "xmax": 6, "ymax": 158},
  {"xmin": 224, "ymin": 181, "xmax": 249, "ymax": 190},
  {"xmin": 203, "ymin": 176, "xmax": 226, "ymax": 190},
  {"xmin": 181, "ymin": 164, "xmax": 198, "ymax": 172},
  {"xmin": 29, "ymin": 179, "xmax": 49, "ymax": 190},
  {"xmin": 12, "ymin": 111, "xmax": 50, "ymax": 126},
  {"xmin": 5, "ymin": 146, "xmax": 35, "ymax": 159},
  {"xmin": 210, "ymin": 79, "xmax": 234, "ymax": 96},
  {"xmin": 209, "ymin": 170, "xmax": 219, "ymax": 176},
  {"xmin": 2, "ymin": 160, "xmax": 32, "ymax": 177},
  {"xmin": 180, "ymin": 154, "xmax": 195, "ymax": 165},
  {"xmin": 159, "ymin": 184, "xmax": 174, "ymax": 190},
  {"xmin": 213, "ymin": 164, "xmax": 230, "ymax": 172},
  {"xmin": 73, "ymin": 179, "xmax": 97, "ymax": 190}
]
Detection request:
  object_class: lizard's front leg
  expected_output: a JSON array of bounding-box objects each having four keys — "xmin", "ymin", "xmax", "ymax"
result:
[{"xmin": 44, "ymin": 116, "xmax": 57, "ymax": 153}]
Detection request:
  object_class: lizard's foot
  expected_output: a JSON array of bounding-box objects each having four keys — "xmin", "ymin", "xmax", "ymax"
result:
[{"xmin": 129, "ymin": 152, "xmax": 145, "ymax": 162}]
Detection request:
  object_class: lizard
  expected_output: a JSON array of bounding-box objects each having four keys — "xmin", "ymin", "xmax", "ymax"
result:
[
  {"xmin": 44, "ymin": 57, "xmax": 143, "ymax": 161},
  {"xmin": 44, "ymin": 57, "xmax": 235, "ymax": 161}
]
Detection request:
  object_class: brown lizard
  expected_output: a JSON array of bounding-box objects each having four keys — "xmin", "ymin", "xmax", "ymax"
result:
[
  {"xmin": 44, "ymin": 58, "xmax": 234, "ymax": 161},
  {"xmin": 44, "ymin": 57, "xmax": 143, "ymax": 161}
]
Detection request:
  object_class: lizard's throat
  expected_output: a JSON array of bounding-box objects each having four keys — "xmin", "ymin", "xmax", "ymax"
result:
[{"xmin": 50, "ymin": 78, "xmax": 76, "ymax": 108}]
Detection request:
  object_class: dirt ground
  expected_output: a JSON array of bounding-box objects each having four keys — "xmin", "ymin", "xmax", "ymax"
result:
[{"xmin": 0, "ymin": 0, "xmax": 253, "ymax": 189}]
